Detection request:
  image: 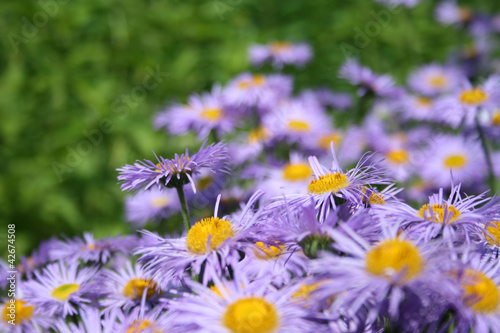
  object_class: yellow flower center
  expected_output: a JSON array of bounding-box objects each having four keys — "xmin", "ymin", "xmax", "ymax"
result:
[
  {"xmin": 126, "ymin": 319, "xmax": 161, "ymax": 333},
  {"xmin": 428, "ymin": 75, "xmax": 448, "ymax": 89},
  {"xmin": 369, "ymin": 192, "xmax": 386, "ymax": 205},
  {"xmin": 150, "ymin": 196, "xmax": 170, "ymax": 208},
  {"xmin": 416, "ymin": 96, "xmax": 432, "ymax": 108},
  {"xmin": 318, "ymin": 132, "xmax": 342, "ymax": 150},
  {"xmin": 254, "ymin": 241, "xmax": 285, "ymax": 259},
  {"xmin": 486, "ymin": 221, "xmax": 500, "ymax": 246},
  {"xmin": 365, "ymin": 239, "xmax": 423, "ymax": 281},
  {"xmin": 223, "ymin": 297, "xmax": 279, "ymax": 333},
  {"xmin": 51, "ymin": 283, "xmax": 80, "ymax": 301},
  {"xmin": 460, "ymin": 88, "xmax": 488, "ymax": 105},
  {"xmin": 201, "ymin": 108, "xmax": 222, "ymax": 121},
  {"xmin": 287, "ymin": 120, "xmax": 310, "ymax": 132},
  {"xmin": 292, "ymin": 282, "xmax": 322, "ymax": 302},
  {"xmin": 491, "ymin": 111, "xmax": 500, "ymax": 126},
  {"xmin": 186, "ymin": 217, "xmax": 234, "ymax": 254},
  {"xmin": 386, "ymin": 149, "xmax": 409, "ymax": 165},
  {"xmin": 248, "ymin": 127, "xmax": 269, "ymax": 144},
  {"xmin": 443, "ymin": 154, "xmax": 467, "ymax": 169},
  {"xmin": 123, "ymin": 278, "xmax": 159, "ymax": 300},
  {"xmin": 2, "ymin": 300, "xmax": 34, "ymax": 325},
  {"xmin": 461, "ymin": 269, "xmax": 500, "ymax": 314},
  {"xmin": 417, "ymin": 203, "xmax": 461, "ymax": 224},
  {"xmin": 270, "ymin": 42, "xmax": 292, "ymax": 53},
  {"xmin": 238, "ymin": 75, "xmax": 266, "ymax": 89},
  {"xmin": 196, "ymin": 176, "xmax": 213, "ymax": 191},
  {"xmin": 282, "ymin": 163, "xmax": 312, "ymax": 182},
  {"xmin": 307, "ymin": 173, "xmax": 350, "ymax": 195}
]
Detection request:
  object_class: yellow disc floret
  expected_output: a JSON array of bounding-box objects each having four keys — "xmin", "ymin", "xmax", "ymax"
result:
[
  {"xmin": 460, "ymin": 88, "xmax": 488, "ymax": 105},
  {"xmin": 287, "ymin": 120, "xmax": 310, "ymax": 132},
  {"xmin": 126, "ymin": 319, "xmax": 161, "ymax": 333},
  {"xmin": 282, "ymin": 163, "xmax": 312, "ymax": 182},
  {"xmin": 2, "ymin": 300, "xmax": 34, "ymax": 325},
  {"xmin": 123, "ymin": 278, "xmax": 159, "ymax": 300},
  {"xmin": 486, "ymin": 221, "xmax": 500, "ymax": 246},
  {"xmin": 386, "ymin": 149, "xmax": 409, "ymax": 165},
  {"xmin": 248, "ymin": 126, "xmax": 269, "ymax": 144},
  {"xmin": 51, "ymin": 283, "xmax": 80, "ymax": 301},
  {"xmin": 254, "ymin": 241, "xmax": 285, "ymax": 259},
  {"xmin": 461, "ymin": 269, "xmax": 500, "ymax": 314},
  {"xmin": 428, "ymin": 75, "xmax": 448, "ymax": 89},
  {"xmin": 318, "ymin": 132, "xmax": 342, "ymax": 150},
  {"xmin": 417, "ymin": 204, "xmax": 461, "ymax": 224},
  {"xmin": 307, "ymin": 173, "xmax": 350, "ymax": 195},
  {"xmin": 223, "ymin": 297, "xmax": 279, "ymax": 333},
  {"xmin": 270, "ymin": 42, "xmax": 292, "ymax": 54},
  {"xmin": 201, "ymin": 108, "xmax": 222, "ymax": 121},
  {"xmin": 365, "ymin": 239, "xmax": 423, "ymax": 281},
  {"xmin": 443, "ymin": 154, "xmax": 467, "ymax": 169},
  {"xmin": 186, "ymin": 217, "xmax": 234, "ymax": 255}
]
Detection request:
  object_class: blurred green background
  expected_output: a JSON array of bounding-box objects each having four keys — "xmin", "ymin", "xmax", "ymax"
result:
[{"xmin": 1, "ymin": 0, "xmax": 499, "ymax": 257}]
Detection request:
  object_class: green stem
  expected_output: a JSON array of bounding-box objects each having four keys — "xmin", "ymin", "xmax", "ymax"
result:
[
  {"xmin": 475, "ymin": 114, "xmax": 495, "ymax": 192},
  {"xmin": 175, "ymin": 185, "xmax": 191, "ymax": 231}
]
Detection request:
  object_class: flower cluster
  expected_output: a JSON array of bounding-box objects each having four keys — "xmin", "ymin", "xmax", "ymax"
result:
[{"xmin": 4, "ymin": 2, "xmax": 500, "ymax": 332}]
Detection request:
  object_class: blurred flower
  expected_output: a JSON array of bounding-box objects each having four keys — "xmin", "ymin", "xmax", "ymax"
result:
[
  {"xmin": 417, "ymin": 135, "xmax": 486, "ymax": 187},
  {"xmin": 155, "ymin": 85, "xmax": 239, "ymax": 140},
  {"xmin": 223, "ymin": 73, "xmax": 293, "ymax": 111},
  {"xmin": 125, "ymin": 187, "xmax": 180, "ymax": 228},
  {"xmin": 249, "ymin": 41, "xmax": 312, "ymax": 68},
  {"xmin": 408, "ymin": 64, "xmax": 464, "ymax": 96},
  {"xmin": 50, "ymin": 233, "xmax": 136, "ymax": 264}
]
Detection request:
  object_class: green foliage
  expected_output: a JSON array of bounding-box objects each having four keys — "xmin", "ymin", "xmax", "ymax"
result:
[{"xmin": 1, "ymin": 0, "xmax": 499, "ymax": 256}]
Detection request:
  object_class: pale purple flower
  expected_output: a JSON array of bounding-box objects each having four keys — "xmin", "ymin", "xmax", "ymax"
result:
[
  {"xmin": 117, "ymin": 140, "xmax": 228, "ymax": 193},
  {"xmin": 249, "ymin": 41, "xmax": 312, "ymax": 68},
  {"xmin": 125, "ymin": 187, "xmax": 180, "ymax": 228}
]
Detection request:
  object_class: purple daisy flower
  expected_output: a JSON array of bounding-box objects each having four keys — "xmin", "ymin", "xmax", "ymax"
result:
[
  {"xmin": 249, "ymin": 41, "xmax": 313, "ymax": 68},
  {"xmin": 167, "ymin": 271, "xmax": 324, "ymax": 333},
  {"xmin": 155, "ymin": 85, "xmax": 239, "ymax": 140},
  {"xmin": 373, "ymin": 184, "xmax": 497, "ymax": 244},
  {"xmin": 261, "ymin": 97, "xmax": 333, "ymax": 146},
  {"xmin": 408, "ymin": 64, "xmax": 464, "ymax": 96},
  {"xmin": 435, "ymin": 75, "xmax": 500, "ymax": 128},
  {"xmin": 49, "ymin": 233, "xmax": 137, "ymax": 264},
  {"xmin": 441, "ymin": 252, "xmax": 500, "ymax": 332},
  {"xmin": 125, "ymin": 187, "xmax": 180, "ymax": 228},
  {"xmin": 311, "ymin": 223, "xmax": 456, "ymax": 324},
  {"xmin": 24, "ymin": 261, "xmax": 99, "ymax": 316},
  {"xmin": 222, "ymin": 73, "xmax": 293, "ymax": 112},
  {"xmin": 98, "ymin": 262, "xmax": 163, "ymax": 312},
  {"xmin": 339, "ymin": 59, "xmax": 402, "ymax": 98},
  {"xmin": 136, "ymin": 192, "xmax": 263, "ymax": 287},
  {"xmin": 281, "ymin": 144, "xmax": 390, "ymax": 222},
  {"xmin": 117, "ymin": 140, "xmax": 228, "ymax": 193},
  {"xmin": 416, "ymin": 134, "xmax": 486, "ymax": 188},
  {"xmin": 435, "ymin": 1, "xmax": 474, "ymax": 26}
]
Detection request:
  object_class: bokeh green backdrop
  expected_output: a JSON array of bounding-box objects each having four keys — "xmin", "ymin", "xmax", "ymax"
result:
[{"xmin": 1, "ymin": 0, "xmax": 499, "ymax": 257}]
